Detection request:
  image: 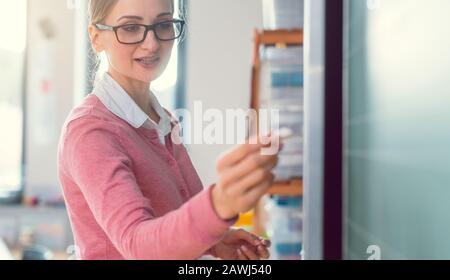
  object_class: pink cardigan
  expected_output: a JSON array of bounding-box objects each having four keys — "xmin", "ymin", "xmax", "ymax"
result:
[{"xmin": 57, "ymin": 94, "xmax": 235, "ymax": 260}]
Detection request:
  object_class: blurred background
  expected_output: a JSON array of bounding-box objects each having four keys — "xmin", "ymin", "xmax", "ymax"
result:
[
  {"xmin": 0, "ymin": 0, "xmax": 295, "ymax": 260},
  {"xmin": 3, "ymin": 0, "xmax": 450, "ymax": 261}
]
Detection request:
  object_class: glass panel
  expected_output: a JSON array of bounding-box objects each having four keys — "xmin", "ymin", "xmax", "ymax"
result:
[
  {"xmin": 0, "ymin": 0, "xmax": 27, "ymax": 201},
  {"xmin": 344, "ymin": 0, "xmax": 450, "ymax": 259}
]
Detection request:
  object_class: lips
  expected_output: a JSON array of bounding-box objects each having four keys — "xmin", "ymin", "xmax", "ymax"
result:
[{"xmin": 134, "ymin": 56, "xmax": 160, "ymax": 67}]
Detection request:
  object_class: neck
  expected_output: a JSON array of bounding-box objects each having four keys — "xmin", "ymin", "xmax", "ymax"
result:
[
  {"xmin": 108, "ymin": 68, "xmax": 160, "ymax": 123},
  {"xmin": 107, "ymin": 69, "xmax": 160, "ymax": 124},
  {"xmin": 108, "ymin": 68, "xmax": 150, "ymax": 110}
]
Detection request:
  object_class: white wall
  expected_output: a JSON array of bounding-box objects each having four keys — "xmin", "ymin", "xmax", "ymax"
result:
[
  {"xmin": 26, "ymin": 0, "xmax": 78, "ymax": 200},
  {"xmin": 185, "ymin": 0, "xmax": 263, "ymax": 186}
]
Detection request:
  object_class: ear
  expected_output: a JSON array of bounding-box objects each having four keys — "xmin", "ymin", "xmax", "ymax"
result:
[{"xmin": 88, "ymin": 24, "xmax": 104, "ymax": 53}]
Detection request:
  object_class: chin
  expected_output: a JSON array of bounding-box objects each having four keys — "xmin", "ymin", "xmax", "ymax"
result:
[
  {"xmin": 131, "ymin": 63, "xmax": 166, "ymax": 84},
  {"xmin": 133, "ymin": 71, "xmax": 163, "ymax": 84}
]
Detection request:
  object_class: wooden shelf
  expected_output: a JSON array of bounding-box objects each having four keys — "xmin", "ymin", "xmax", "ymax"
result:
[
  {"xmin": 268, "ymin": 179, "xmax": 303, "ymax": 196},
  {"xmin": 251, "ymin": 29, "xmax": 304, "ymax": 111},
  {"xmin": 251, "ymin": 29, "xmax": 304, "ymax": 198},
  {"xmin": 249, "ymin": 29, "xmax": 304, "ymax": 235},
  {"xmin": 256, "ymin": 29, "xmax": 303, "ymax": 47}
]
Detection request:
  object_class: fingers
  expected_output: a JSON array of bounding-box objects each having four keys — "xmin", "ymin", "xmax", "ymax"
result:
[
  {"xmin": 237, "ymin": 248, "xmax": 248, "ymax": 260},
  {"xmin": 226, "ymin": 167, "xmax": 274, "ymax": 197},
  {"xmin": 228, "ymin": 155, "xmax": 277, "ymax": 196},
  {"xmin": 218, "ymin": 153, "xmax": 278, "ymax": 193},
  {"xmin": 224, "ymin": 180, "xmax": 272, "ymax": 219},
  {"xmin": 233, "ymin": 230, "xmax": 271, "ymax": 260},
  {"xmin": 257, "ymin": 245, "xmax": 270, "ymax": 259},
  {"xmin": 260, "ymin": 238, "xmax": 272, "ymax": 248},
  {"xmin": 216, "ymin": 133, "xmax": 277, "ymax": 172},
  {"xmin": 228, "ymin": 151, "xmax": 279, "ymax": 184},
  {"xmin": 233, "ymin": 229, "xmax": 262, "ymax": 247},
  {"xmin": 214, "ymin": 133, "xmax": 280, "ymax": 220},
  {"xmin": 243, "ymin": 179, "xmax": 273, "ymax": 201},
  {"xmin": 237, "ymin": 245, "xmax": 270, "ymax": 260},
  {"xmin": 216, "ymin": 135, "xmax": 265, "ymax": 172},
  {"xmin": 240, "ymin": 245, "xmax": 260, "ymax": 260}
]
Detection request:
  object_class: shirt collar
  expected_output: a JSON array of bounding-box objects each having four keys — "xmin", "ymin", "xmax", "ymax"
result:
[{"xmin": 93, "ymin": 72, "xmax": 173, "ymax": 138}]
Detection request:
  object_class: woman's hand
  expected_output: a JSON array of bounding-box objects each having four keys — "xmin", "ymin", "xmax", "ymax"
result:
[
  {"xmin": 212, "ymin": 228, "xmax": 271, "ymax": 260},
  {"xmin": 212, "ymin": 134, "xmax": 280, "ymax": 220}
]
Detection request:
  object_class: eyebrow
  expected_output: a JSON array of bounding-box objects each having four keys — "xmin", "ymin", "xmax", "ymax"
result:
[{"xmin": 117, "ymin": 12, "xmax": 173, "ymax": 22}]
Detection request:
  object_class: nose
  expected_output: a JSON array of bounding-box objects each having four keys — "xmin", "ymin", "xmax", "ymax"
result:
[{"xmin": 141, "ymin": 29, "xmax": 160, "ymax": 52}]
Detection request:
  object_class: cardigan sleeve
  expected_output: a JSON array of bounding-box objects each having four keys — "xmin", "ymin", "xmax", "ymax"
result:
[{"xmin": 63, "ymin": 118, "xmax": 236, "ymax": 260}]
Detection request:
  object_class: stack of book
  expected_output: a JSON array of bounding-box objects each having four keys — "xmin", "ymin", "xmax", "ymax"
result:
[
  {"xmin": 259, "ymin": 46, "xmax": 303, "ymax": 181},
  {"xmin": 257, "ymin": 0, "xmax": 304, "ymax": 182}
]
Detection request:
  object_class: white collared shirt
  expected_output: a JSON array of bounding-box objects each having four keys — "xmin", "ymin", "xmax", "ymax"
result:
[{"xmin": 93, "ymin": 72, "xmax": 172, "ymax": 145}]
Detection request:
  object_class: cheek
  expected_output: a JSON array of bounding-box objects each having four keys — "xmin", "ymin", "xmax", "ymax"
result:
[
  {"xmin": 160, "ymin": 42, "xmax": 175, "ymax": 66},
  {"xmin": 107, "ymin": 42, "xmax": 135, "ymax": 69}
]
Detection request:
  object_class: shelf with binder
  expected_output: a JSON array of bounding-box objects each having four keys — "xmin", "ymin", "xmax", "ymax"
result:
[
  {"xmin": 250, "ymin": 29, "xmax": 303, "ymax": 197},
  {"xmin": 268, "ymin": 179, "xmax": 303, "ymax": 196}
]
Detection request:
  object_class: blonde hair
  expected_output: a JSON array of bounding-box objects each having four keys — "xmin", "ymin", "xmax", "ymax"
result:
[
  {"xmin": 88, "ymin": 0, "xmax": 119, "ymax": 25},
  {"xmin": 88, "ymin": 0, "xmax": 176, "ymax": 24}
]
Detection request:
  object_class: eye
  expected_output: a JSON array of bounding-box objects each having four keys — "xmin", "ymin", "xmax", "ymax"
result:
[
  {"xmin": 122, "ymin": 24, "xmax": 141, "ymax": 33},
  {"xmin": 158, "ymin": 22, "xmax": 173, "ymax": 30}
]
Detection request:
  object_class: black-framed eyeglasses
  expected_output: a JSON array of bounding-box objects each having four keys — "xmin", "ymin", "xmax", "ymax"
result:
[{"xmin": 95, "ymin": 19, "xmax": 185, "ymax": 44}]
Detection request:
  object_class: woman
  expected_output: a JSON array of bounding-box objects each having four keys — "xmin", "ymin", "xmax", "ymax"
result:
[{"xmin": 58, "ymin": 0, "xmax": 279, "ymax": 260}]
